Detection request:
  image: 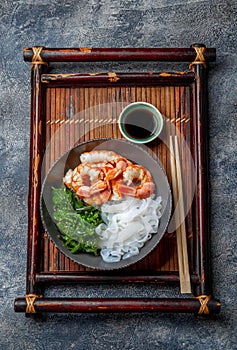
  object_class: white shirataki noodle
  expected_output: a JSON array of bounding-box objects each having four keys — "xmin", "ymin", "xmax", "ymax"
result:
[{"xmin": 95, "ymin": 196, "xmax": 162, "ymax": 263}]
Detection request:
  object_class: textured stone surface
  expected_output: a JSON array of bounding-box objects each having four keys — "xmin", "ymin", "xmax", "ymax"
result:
[{"xmin": 0, "ymin": 0, "xmax": 236, "ymax": 349}]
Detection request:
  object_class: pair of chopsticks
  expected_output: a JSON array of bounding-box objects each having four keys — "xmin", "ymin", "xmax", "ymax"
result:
[{"xmin": 170, "ymin": 135, "xmax": 191, "ymax": 294}]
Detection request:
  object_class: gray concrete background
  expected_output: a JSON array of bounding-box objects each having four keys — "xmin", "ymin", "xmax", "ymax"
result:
[{"xmin": 1, "ymin": 1, "xmax": 236, "ymax": 349}]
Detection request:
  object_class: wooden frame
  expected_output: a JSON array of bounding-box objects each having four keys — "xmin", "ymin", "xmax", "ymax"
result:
[{"xmin": 14, "ymin": 45, "xmax": 221, "ymax": 316}]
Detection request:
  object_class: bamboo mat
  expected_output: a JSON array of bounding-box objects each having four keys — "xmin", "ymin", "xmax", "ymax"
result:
[{"xmin": 42, "ymin": 85, "xmax": 193, "ymax": 273}]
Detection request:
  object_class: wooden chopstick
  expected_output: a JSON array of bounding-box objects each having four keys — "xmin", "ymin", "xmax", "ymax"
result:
[{"xmin": 170, "ymin": 135, "xmax": 191, "ymax": 294}]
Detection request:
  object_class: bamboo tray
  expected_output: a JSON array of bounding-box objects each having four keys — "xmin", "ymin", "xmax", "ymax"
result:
[{"xmin": 14, "ymin": 45, "xmax": 221, "ymax": 316}]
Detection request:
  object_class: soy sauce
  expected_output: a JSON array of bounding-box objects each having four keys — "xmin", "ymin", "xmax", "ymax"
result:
[{"xmin": 124, "ymin": 109, "xmax": 157, "ymax": 140}]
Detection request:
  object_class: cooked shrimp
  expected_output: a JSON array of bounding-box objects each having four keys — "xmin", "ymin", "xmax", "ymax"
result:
[
  {"xmin": 104, "ymin": 158, "xmax": 131, "ymax": 181},
  {"xmin": 77, "ymin": 179, "xmax": 108, "ymax": 197},
  {"xmin": 114, "ymin": 164, "xmax": 155, "ymax": 200},
  {"xmin": 112, "ymin": 180, "xmax": 136, "ymax": 199},
  {"xmin": 64, "ymin": 162, "xmax": 110, "ymax": 205},
  {"xmin": 80, "ymin": 150, "xmax": 121, "ymax": 164},
  {"xmin": 63, "ymin": 150, "xmax": 155, "ymax": 205},
  {"xmin": 69, "ymin": 164, "xmax": 102, "ymax": 192},
  {"xmin": 82, "ymin": 187, "xmax": 112, "ymax": 206},
  {"xmin": 77, "ymin": 179, "xmax": 112, "ymax": 206}
]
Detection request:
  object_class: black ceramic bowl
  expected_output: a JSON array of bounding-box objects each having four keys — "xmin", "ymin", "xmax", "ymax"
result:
[{"xmin": 40, "ymin": 138, "xmax": 172, "ymax": 270}]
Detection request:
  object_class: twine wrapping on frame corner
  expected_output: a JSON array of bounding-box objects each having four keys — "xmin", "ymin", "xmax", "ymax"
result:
[
  {"xmin": 30, "ymin": 46, "xmax": 48, "ymax": 69},
  {"xmin": 194, "ymin": 295, "xmax": 211, "ymax": 315},
  {"xmin": 189, "ymin": 47, "xmax": 207, "ymax": 69},
  {"xmin": 25, "ymin": 294, "xmax": 42, "ymax": 314}
]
